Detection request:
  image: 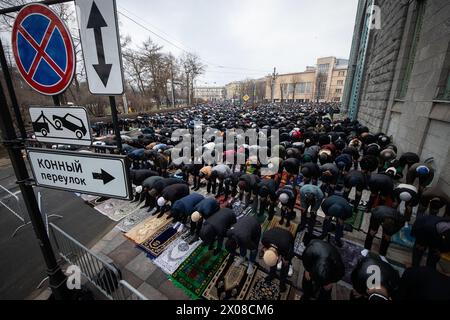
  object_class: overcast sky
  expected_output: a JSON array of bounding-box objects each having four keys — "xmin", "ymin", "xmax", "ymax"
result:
[{"xmin": 117, "ymin": 0, "xmax": 359, "ymax": 86}]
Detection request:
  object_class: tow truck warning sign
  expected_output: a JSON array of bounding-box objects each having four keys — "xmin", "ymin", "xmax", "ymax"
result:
[
  {"xmin": 29, "ymin": 106, "xmax": 92, "ymax": 146},
  {"xmin": 27, "ymin": 148, "xmax": 131, "ymax": 200}
]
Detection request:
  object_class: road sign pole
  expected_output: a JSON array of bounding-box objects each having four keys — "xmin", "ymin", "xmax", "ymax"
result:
[
  {"xmin": 109, "ymin": 96, "xmax": 122, "ymax": 153},
  {"xmin": 0, "ymin": 39, "xmax": 26, "ymax": 139},
  {"xmin": 0, "ymin": 79, "xmax": 71, "ymax": 300},
  {"xmin": 52, "ymin": 95, "xmax": 61, "ymax": 106}
]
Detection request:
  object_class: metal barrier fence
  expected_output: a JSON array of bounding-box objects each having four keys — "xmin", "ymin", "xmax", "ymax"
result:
[{"xmin": 49, "ymin": 223, "xmax": 147, "ymax": 300}]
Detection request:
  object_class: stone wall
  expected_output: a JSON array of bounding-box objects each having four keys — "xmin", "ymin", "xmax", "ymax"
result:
[
  {"xmin": 356, "ymin": 0, "xmax": 410, "ymax": 133},
  {"xmin": 348, "ymin": 0, "xmax": 450, "ymax": 195}
]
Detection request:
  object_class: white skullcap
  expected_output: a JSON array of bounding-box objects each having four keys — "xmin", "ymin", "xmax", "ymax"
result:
[{"xmin": 157, "ymin": 197, "xmax": 166, "ymax": 207}]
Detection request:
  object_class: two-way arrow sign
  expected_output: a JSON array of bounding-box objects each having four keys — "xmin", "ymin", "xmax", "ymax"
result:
[
  {"xmin": 75, "ymin": 0, "xmax": 124, "ymax": 95},
  {"xmin": 87, "ymin": 2, "xmax": 112, "ymax": 87}
]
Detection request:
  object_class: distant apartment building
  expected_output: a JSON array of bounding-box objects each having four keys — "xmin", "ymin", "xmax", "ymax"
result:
[
  {"xmin": 264, "ymin": 57, "xmax": 348, "ymax": 102},
  {"xmin": 193, "ymin": 86, "xmax": 225, "ymax": 102}
]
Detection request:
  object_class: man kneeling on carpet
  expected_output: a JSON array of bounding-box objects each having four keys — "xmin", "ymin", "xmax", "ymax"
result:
[
  {"xmin": 189, "ymin": 198, "xmax": 220, "ymax": 244},
  {"xmin": 156, "ymin": 183, "xmax": 190, "ymax": 218},
  {"xmin": 301, "ymin": 240, "xmax": 345, "ymax": 301},
  {"xmin": 199, "ymin": 208, "xmax": 236, "ymax": 255},
  {"xmin": 261, "ymin": 227, "xmax": 295, "ymax": 293},
  {"xmin": 168, "ymin": 193, "xmax": 204, "ymax": 233},
  {"xmin": 225, "ymin": 216, "xmax": 261, "ymax": 275}
]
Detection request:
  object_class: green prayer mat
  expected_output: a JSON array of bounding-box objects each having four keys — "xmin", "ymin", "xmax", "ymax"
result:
[
  {"xmin": 344, "ymin": 205, "xmax": 364, "ymax": 230},
  {"xmin": 170, "ymin": 243, "xmax": 228, "ymax": 298}
]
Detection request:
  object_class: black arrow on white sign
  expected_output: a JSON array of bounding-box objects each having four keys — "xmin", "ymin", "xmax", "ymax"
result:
[
  {"xmin": 87, "ymin": 1, "xmax": 112, "ymax": 87},
  {"xmin": 92, "ymin": 169, "xmax": 115, "ymax": 185}
]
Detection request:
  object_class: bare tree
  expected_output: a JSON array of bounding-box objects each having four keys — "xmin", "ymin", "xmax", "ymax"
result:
[{"xmin": 181, "ymin": 52, "xmax": 205, "ymax": 105}]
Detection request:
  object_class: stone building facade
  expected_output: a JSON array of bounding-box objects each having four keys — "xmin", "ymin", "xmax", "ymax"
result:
[{"xmin": 343, "ymin": 0, "xmax": 450, "ymax": 194}]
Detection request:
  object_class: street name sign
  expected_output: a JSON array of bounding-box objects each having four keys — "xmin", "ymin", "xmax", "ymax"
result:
[
  {"xmin": 75, "ymin": 0, "xmax": 124, "ymax": 95},
  {"xmin": 29, "ymin": 106, "xmax": 92, "ymax": 146},
  {"xmin": 27, "ymin": 148, "xmax": 132, "ymax": 200},
  {"xmin": 11, "ymin": 3, "xmax": 75, "ymax": 96}
]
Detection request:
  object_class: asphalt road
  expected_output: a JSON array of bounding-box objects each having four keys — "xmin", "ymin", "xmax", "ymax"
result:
[{"xmin": 0, "ymin": 162, "xmax": 116, "ymax": 300}]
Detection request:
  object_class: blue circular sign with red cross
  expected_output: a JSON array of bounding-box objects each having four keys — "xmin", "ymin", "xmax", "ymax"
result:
[{"xmin": 11, "ymin": 3, "xmax": 75, "ymax": 96}]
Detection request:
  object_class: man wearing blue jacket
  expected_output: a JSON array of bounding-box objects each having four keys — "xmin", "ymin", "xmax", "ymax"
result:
[
  {"xmin": 189, "ymin": 198, "xmax": 220, "ymax": 244},
  {"xmin": 169, "ymin": 193, "xmax": 204, "ymax": 225}
]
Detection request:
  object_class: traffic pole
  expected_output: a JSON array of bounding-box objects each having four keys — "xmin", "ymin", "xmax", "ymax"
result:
[
  {"xmin": 109, "ymin": 96, "xmax": 123, "ymax": 153},
  {"xmin": 0, "ymin": 38, "xmax": 26, "ymax": 139},
  {"xmin": 0, "ymin": 80, "xmax": 71, "ymax": 300}
]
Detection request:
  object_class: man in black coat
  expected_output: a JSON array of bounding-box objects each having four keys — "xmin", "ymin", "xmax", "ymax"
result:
[
  {"xmin": 301, "ymin": 240, "xmax": 344, "ymax": 300},
  {"xmin": 225, "ymin": 216, "xmax": 261, "ymax": 275},
  {"xmin": 300, "ymin": 162, "xmax": 320, "ymax": 185},
  {"xmin": 366, "ymin": 173, "xmax": 394, "ymax": 213},
  {"xmin": 256, "ymin": 179, "xmax": 277, "ymax": 219},
  {"xmin": 350, "ymin": 257, "xmax": 400, "ymax": 301},
  {"xmin": 411, "ymin": 215, "xmax": 450, "ymax": 268},
  {"xmin": 237, "ymin": 174, "xmax": 260, "ymax": 207},
  {"xmin": 130, "ymin": 169, "xmax": 159, "ymax": 202},
  {"xmin": 261, "ymin": 227, "xmax": 294, "ymax": 292},
  {"xmin": 199, "ymin": 208, "xmax": 236, "ymax": 255},
  {"xmin": 361, "ymin": 206, "xmax": 404, "ymax": 263},
  {"xmin": 276, "ymin": 185, "xmax": 298, "ymax": 227},
  {"xmin": 156, "ymin": 183, "xmax": 190, "ymax": 218},
  {"xmin": 320, "ymin": 195, "xmax": 353, "ymax": 247},
  {"xmin": 343, "ymin": 169, "xmax": 367, "ymax": 212}
]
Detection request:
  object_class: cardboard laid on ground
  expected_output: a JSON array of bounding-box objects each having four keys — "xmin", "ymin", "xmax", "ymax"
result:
[
  {"xmin": 115, "ymin": 208, "xmax": 152, "ymax": 232},
  {"xmin": 203, "ymin": 255, "xmax": 257, "ymax": 300},
  {"xmin": 124, "ymin": 214, "xmax": 173, "ymax": 244},
  {"xmin": 79, "ymin": 193, "xmax": 99, "ymax": 202},
  {"xmin": 94, "ymin": 198, "xmax": 140, "ymax": 221},
  {"xmin": 153, "ymin": 237, "xmax": 202, "ymax": 275}
]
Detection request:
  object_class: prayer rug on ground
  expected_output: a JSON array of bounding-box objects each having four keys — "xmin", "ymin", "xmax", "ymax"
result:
[
  {"xmin": 115, "ymin": 208, "xmax": 152, "ymax": 233},
  {"xmin": 170, "ymin": 244, "xmax": 228, "ymax": 299},
  {"xmin": 124, "ymin": 214, "xmax": 172, "ymax": 244},
  {"xmin": 244, "ymin": 269, "xmax": 291, "ymax": 300},
  {"xmin": 264, "ymin": 215, "xmax": 298, "ymax": 237},
  {"xmin": 202, "ymin": 256, "xmax": 257, "ymax": 300},
  {"xmin": 140, "ymin": 223, "xmax": 183, "ymax": 259},
  {"xmin": 153, "ymin": 237, "xmax": 202, "ymax": 275},
  {"xmin": 392, "ymin": 224, "xmax": 415, "ymax": 249},
  {"xmin": 336, "ymin": 238, "xmax": 365, "ymax": 285}
]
